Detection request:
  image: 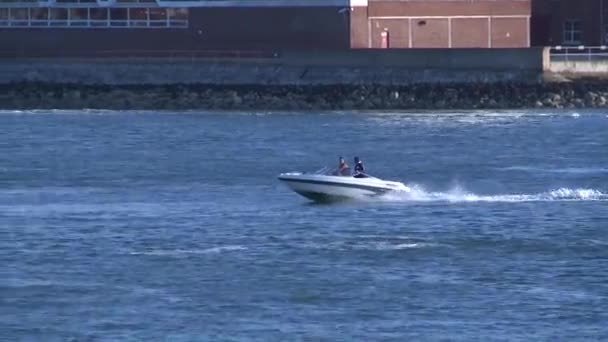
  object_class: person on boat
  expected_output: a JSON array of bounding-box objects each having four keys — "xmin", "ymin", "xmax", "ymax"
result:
[
  {"xmin": 353, "ymin": 156, "xmax": 366, "ymax": 178},
  {"xmin": 334, "ymin": 156, "xmax": 350, "ymax": 176}
]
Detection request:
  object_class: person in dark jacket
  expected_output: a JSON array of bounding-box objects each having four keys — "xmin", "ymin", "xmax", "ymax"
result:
[{"xmin": 353, "ymin": 156, "xmax": 365, "ymax": 178}]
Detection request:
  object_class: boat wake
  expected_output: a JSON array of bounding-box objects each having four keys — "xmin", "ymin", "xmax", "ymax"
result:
[
  {"xmin": 379, "ymin": 185, "xmax": 607, "ymax": 203},
  {"xmin": 497, "ymin": 166, "xmax": 608, "ymax": 175},
  {"xmin": 127, "ymin": 245, "xmax": 247, "ymax": 256}
]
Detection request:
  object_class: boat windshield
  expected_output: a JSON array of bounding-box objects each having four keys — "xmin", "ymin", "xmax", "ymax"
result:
[
  {"xmin": 313, "ymin": 167, "xmax": 333, "ymax": 175},
  {"xmin": 311, "ymin": 166, "xmax": 374, "ymax": 179}
]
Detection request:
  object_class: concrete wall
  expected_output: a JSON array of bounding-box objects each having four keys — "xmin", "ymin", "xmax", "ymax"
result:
[
  {"xmin": 549, "ymin": 61, "xmax": 608, "ymax": 73},
  {"xmin": 0, "ymin": 48, "xmax": 545, "ymax": 85},
  {"xmin": 278, "ymin": 48, "xmax": 545, "ymax": 70},
  {"xmin": 0, "ymin": 61, "xmax": 541, "ymax": 85}
]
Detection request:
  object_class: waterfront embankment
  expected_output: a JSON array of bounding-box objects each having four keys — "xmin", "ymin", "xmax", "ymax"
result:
[
  {"xmin": 2, "ymin": 80, "xmax": 608, "ymax": 110},
  {"xmin": 1, "ymin": 48, "xmax": 606, "ymax": 110},
  {"xmin": 2, "ymin": 78, "xmax": 608, "ymax": 110}
]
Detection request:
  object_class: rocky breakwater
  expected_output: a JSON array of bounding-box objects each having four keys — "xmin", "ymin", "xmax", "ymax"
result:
[{"xmin": 1, "ymin": 81, "xmax": 608, "ymax": 110}]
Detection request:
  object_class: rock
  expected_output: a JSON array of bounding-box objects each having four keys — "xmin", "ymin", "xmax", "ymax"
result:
[
  {"xmin": 3, "ymin": 80, "xmax": 608, "ymax": 110},
  {"xmin": 341, "ymin": 100, "xmax": 355, "ymax": 109},
  {"xmin": 434, "ymin": 100, "xmax": 446, "ymax": 108}
]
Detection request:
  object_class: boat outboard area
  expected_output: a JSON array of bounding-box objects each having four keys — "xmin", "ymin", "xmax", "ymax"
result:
[{"xmin": 278, "ymin": 166, "xmax": 410, "ymax": 203}]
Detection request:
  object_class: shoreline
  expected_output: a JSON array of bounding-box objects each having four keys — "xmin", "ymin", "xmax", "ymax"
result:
[{"xmin": 2, "ymin": 81, "xmax": 608, "ymax": 110}]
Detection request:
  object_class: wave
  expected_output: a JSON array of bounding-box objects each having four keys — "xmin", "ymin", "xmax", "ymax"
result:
[
  {"xmin": 497, "ymin": 166, "xmax": 608, "ymax": 174},
  {"xmin": 299, "ymin": 240, "xmax": 438, "ymax": 251},
  {"xmin": 365, "ymin": 110, "xmax": 603, "ymax": 126},
  {"xmin": 381, "ymin": 186, "xmax": 607, "ymax": 203},
  {"xmin": 128, "ymin": 245, "xmax": 247, "ymax": 256},
  {"xmin": 1, "ymin": 278, "xmax": 102, "ymax": 289}
]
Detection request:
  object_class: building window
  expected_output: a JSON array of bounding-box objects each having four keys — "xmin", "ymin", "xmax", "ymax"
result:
[
  {"xmin": 69, "ymin": 8, "xmax": 88, "ymax": 26},
  {"xmin": 563, "ymin": 20, "xmax": 582, "ymax": 44},
  {"xmin": 0, "ymin": 6, "xmax": 188, "ymax": 28},
  {"xmin": 129, "ymin": 8, "xmax": 148, "ymax": 27},
  {"xmin": 10, "ymin": 8, "xmax": 29, "ymax": 26},
  {"xmin": 49, "ymin": 8, "xmax": 67, "ymax": 26},
  {"xmin": 0, "ymin": 8, "xmax": 9, "ymax": 26},
  {"xmin": 109, "ymin": 8, "xmax": 127, "ymax": 26},
  {"xmin": 149, "ymin": 8, "xmax": 167, "ymax": 27},
  {"xmin": 167, "ymin": 8, "xmax": 187, "ymax": 26}
]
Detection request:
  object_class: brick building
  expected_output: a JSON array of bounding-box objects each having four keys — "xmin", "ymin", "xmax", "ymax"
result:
[
  {"xmin": 354, "ymin": 0, "xmax": 531, "ymax": 48},
  {"xmin": 531, "ymin": 0, "xmax": 608, "ymax": 46},
  {"xmin": 0, "ymin": 0, "xmax": 531, "ymax": 58}
]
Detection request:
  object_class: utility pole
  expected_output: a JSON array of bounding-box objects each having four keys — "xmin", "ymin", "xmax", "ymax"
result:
[{"xmin": 601, "ymin": 0, "xmax": 604, "ymax": 45}]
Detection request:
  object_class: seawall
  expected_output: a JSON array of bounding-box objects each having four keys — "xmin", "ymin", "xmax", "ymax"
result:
[
  {"xmin": 0, "ymin": 48, "xmax": 546, "ymax": 86},
  {"xmin": 3, "ymin": 81, "xmax": 608, "ymax": 110},
  {"xmin": 0, "ymin": 48, "xmax": 606, "ymax": 110},
  {"xmin": 0, "ymin": 61, "xmax": 540, "ymax": 86}
]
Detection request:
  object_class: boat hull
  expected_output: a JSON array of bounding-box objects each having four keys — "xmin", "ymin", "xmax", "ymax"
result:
[{"xmin": 278, "ymin": 173, "xmax": 407, "ymax": 202}]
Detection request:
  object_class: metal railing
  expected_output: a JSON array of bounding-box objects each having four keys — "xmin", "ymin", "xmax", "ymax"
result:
[
  {"xmin": 0, "ymin": 18, "xmax": 188, "ymax": 27},
  {"xmin": 0, "ymin": 49, "xmax": 281, "ymax": 60},
  {"xmin": 550, "ymin": 46, "xmax": 608, "ymax": 61}
]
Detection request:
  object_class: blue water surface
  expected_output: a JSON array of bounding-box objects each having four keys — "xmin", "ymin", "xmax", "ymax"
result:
[{"xmin": 1, "ymin": 110, "xmax": 607, "ymax": 341}]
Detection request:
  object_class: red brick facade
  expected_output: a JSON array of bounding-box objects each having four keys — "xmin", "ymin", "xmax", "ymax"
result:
[{"xmin": 353, "ymin": 0, "xmax": 531, "ymax": 48}]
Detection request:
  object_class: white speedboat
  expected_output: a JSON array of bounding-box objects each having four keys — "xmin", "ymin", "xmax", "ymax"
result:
[{"xmin": 278, "ymin": 167, "xmax": 410, "ymax": 202}]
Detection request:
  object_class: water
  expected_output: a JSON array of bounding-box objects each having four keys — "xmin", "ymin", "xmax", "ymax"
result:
[{"xmin": 1, "ymin": 110, "xmax": 607, "ymax": 341}]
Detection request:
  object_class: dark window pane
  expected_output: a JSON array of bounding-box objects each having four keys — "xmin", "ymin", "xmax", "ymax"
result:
[
  {"xmin": 167, "ymin": 8, "xmax": 187, "ymax": 20},
  {"xmin": 50, "ymin": 8, "xmax": 68, "ymax": 20},
  {"xmin": 149, "ymin": 8, "xmax": 165, "ymax": 21},
  {"xmin": 31, "ymin": 8, "xmax": 48, "ymax": 20},
  {"xmin": 69, "ymin": 8, "xmax": 88, "ymax": 20},
  {"xmin": 110, "ymin": 8, "xmax": 127, "ymax": 20},
  {"xmin": 90, "ymin": 8, "xmax": 108, "ymax": 20},
  {"xmin": 129, "ymin": 8, "xmax": 147, "ymax": 20},
  {"xmin": 11, "ymin": 8, "xmax": 29, "ymax": 20}
]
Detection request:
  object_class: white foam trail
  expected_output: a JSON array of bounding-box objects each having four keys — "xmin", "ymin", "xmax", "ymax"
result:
[
  {"xmin": 381, "ymin": 186, "xmax": 607, "ymax": 203},
  {"xmin": 129, "ymin": 245, "xmax": 246, "ymax": 256},
  {"xmin": 498, "ymin": 166, "xmax": 608, "ymax": 174},
  {"xmin": 300, "ymin": 241, "xmax": 436, "ymax": 251},
  {"xmin": 364, "ymin": 111, "xmax": 598, "ymax": 127}
]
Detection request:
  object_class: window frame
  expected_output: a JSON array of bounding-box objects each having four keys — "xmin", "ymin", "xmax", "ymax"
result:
[{"xmin": 563, "ymin": 19, "xmax": 582, "ymax": 45}]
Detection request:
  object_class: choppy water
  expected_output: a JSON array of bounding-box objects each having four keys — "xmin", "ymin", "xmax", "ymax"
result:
[{"xmin": 1, "ymin": 109, "xmax": 607, "ymax": 341}]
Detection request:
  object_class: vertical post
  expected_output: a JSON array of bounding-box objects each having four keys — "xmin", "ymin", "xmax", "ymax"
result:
[
  {"xmin": 526, "ymin": 16, "xmax": 530, "ymax": 47},
  {"xmin": 380, "ymin": 29, "xmax": 389, "ymax": 48},
  {"xmin": 448, "ymin": 17, "xmax": 452, "ymax": 48},
  {"xmin": 408, "ymin": 18, "xmax": 412, "ymax": 48},
  {"xmin": 367, "ymin": 18, "xmax": 372, "ymax": 48},
  {"xmin": 601, "ymin": 0, "xmax": 605, "ymax": 45},
  {"xmin": 488, "ymin": 16, "xmax": 492, "ymax": 48}
]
